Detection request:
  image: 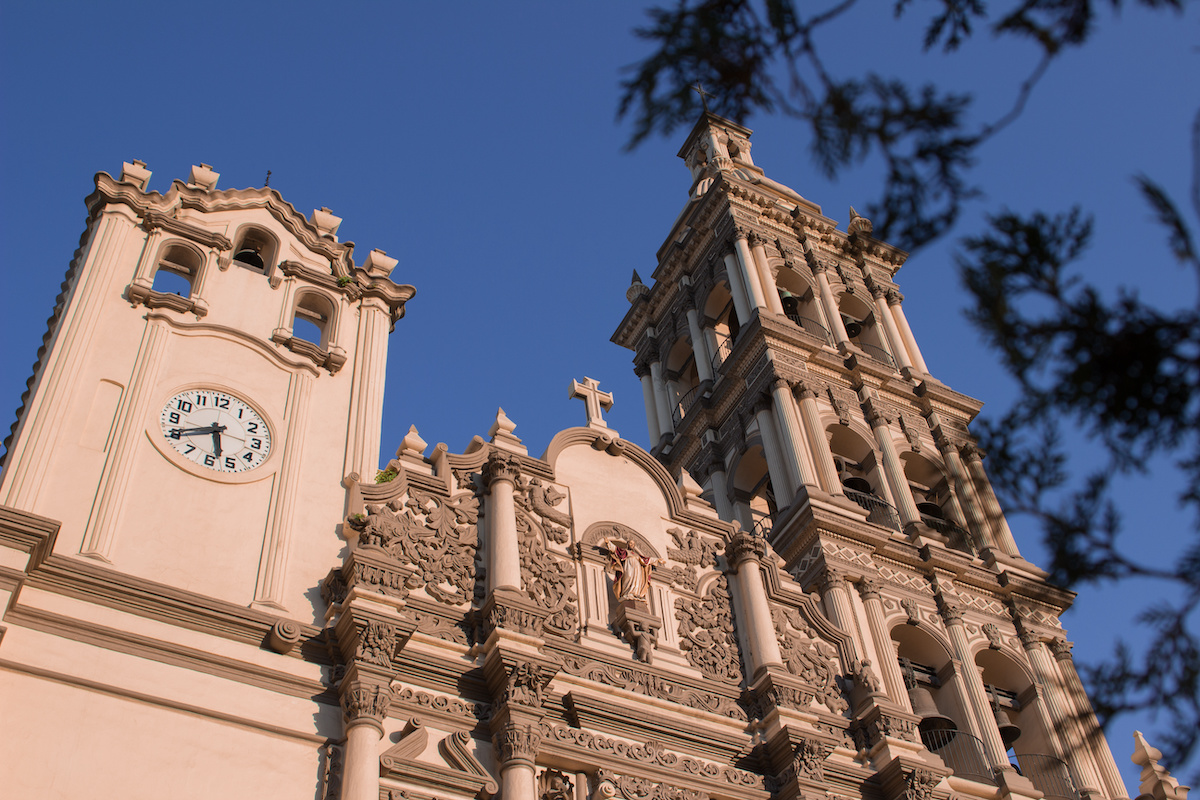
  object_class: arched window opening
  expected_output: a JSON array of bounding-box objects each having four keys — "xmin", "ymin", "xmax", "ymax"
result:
[
  {"xmin": 731, "ymin": 445, "xmax": 775, "ymax": 536},
  {"xmin": 776, "ymin": 268, "xmax": 830, "ymax": 344},
  {"xmin": 828, "ymin": 425, "xmax": 899, "ymax": 530},
  {"xmin": 292, "ymin": 292, "xmax": 334, "ymax": 348},
  {"xmin": 839, "ymin": 293, "xmax": 894, "ymax": 369},
  {"xmin": 703, "ymin": 284, "xmax": 739, "ymax": 372},
  {"xmin": 151, "ymin": 244, "xmax": 200, "ymax": 297},
  {"xmin": 666, "ymin": 338, "xmax": 700, "ymax": 428},
  {"xmin": 232, "ymin": 227, "xmax": 277, "ymax": 274},
  {"xmin": 894, "ymin": 626, "xmax": 993, "ymax": 784},
  {"xmin": 903, "ymin": 453, "xmax": 974, "ymax": 555}
]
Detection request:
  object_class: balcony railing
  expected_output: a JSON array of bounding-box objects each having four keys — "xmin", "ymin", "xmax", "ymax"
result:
[
  {"xmin": 843, "ymin": 488, "xmax": 901, "ymax": 531},
  {"xmin": 857, "ymin": 342, "xmax": 896, "ymax": 369},
  {"xmin": 784, "ymin": 313, "xmax": 833, "ymax": 344},
  {"xmin": 671, "ymin": 385, "xmax": 702, "ymax": 427},
  {"xmin": 921, "ymin": 514, "xmax": 977, "ymax": 557},
  {"xmin": 710, "ymin": 336, "xmax": 734, "ymax": 372},
  {"xmin": 920, "ymin": 729, "xmax": 994, "ymax": 786},
  {"xmin": 1014, "ymin": 754, "xmax": 1081, "ymax": 800}
]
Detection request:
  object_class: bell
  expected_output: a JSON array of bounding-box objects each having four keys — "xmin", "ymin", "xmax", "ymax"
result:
[
  {"xmin": 916, "ymin": 502, "xmax": 945, "ymax": 520},
  {"xmin": 842, "ymin": 476, "xmax": 873, "ymax": 494},
  {"xmin": 779, "ymin": 290, "xmax": 800, "ymax": 315},
  {"xmin": 234, "ymin": 248, "xmax": 265, "ymax": 269},
  {"xmin": 994, "ymin": 706, "xmax": 1022, "ymax": 747},
  {"xmin": 908, "ymin": 685, "xmax": 956, "ymax": 737},
  {"xmin": 843, "ymin": 317, "xmax": 864, "ymax": 338}
]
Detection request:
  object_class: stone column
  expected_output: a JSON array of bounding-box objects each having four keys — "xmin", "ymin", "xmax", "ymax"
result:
[
  {"xmin": 750, "ymin": 233, "xmax": 783, "ymax": 314},
  {"xmin": 796, "ymin": 380, "xmax": 841, "ymax": 495},
  {"xmin": 484, "ymin": 454, "xmax": 523, "ymax": 592},
  {"xmin": 857, "ymin": 578, "xmax": 911, "ymax": 711},
  {"xmin": 865, "ymin": 403, "xmax": 920, "ymax": 526},
  {"xmin": 344, "ymin": 296, "xmax": 393, "ymax": 481},
  {"xmin": 635, "ymin": 364, "xmax": 662, "ymax": 444},
  {"xmin": 649, "ymin": 358, "xmax": 675, "ymax": 440},
  {"xmin": 961, "ymin": 444, "xmax": 1021, "ymax": 557},
  {"xmin": 722, "ymin": 251, "xmax": 753, "ymax": 325},
  {"xmin": 726, "ymin": 531, "xmax": 784, "ymax": 676},
  {"xmin": 1051, "ymin": 639, "xmax": 1128, "ymax": 800},
  {"xmin": 733, "ymin": 230, "xmax": 769, "ymax": 311},
  {"xmin": 935, "ymin": 432, "xmax": 993, "ymax": 550},
  {"xmin": 816, "ymin": 567, "xmax": 860, "ymax": 659},
  {"xmin": 810, "ymin": 258, "xmax": 850, "ymax": 346},
  {"xmin": 937, "ymin": 598, "xmax": 1010, "ymax": 768},
  {"xmin": 872, "ymin": 285, "xmax": 910, "ymax": 371},
  {"xmin": 685, "ymin": 303, "xmax": 715, "ymax": 383},
  {"xmin": 888, "ymin": 291, "xmax": 930, "ymax": 374},
  {"xmin": 339, "ymin": 682, "xmax": 392, "ymax": 800},
  {"xmin": 494, "ymin": 722, "xmax": 540, "ymax": 800},
  {"xmin": 770, "ymin": 378, "xmax": 816, "ymax": 493},
  {"xmin": 705, "ymin": 451, "xmax": 736, "ymax": 521},
  {"xmin": 1020, "ymin": 632, "xmax": 1107, "ymax": 800},
  {"xmin": 753, "ymin": 397, "xmax": 796, "ymax": 507}
]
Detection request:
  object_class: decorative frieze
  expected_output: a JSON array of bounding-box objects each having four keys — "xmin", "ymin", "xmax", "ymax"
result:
[
  {"xmin": 596, "ymin": 769, "xmax": 709, "ymax": 800},
  {"xmin": 558, "ymin": 654, "xmax": 745, "ymax": 719}
]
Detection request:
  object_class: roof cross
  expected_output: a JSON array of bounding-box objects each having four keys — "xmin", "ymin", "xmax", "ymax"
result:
[
  {"xmin": 692, "ymin": 83, "xmax": 714, "ymax": 112},
  {"xmin": 569, "ymin": 377, "xmax": 614, "ymax": 429}
]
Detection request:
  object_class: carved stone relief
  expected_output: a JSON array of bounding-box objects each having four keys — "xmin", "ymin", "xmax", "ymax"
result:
[
  {"xmin": 516, "ymin": 506, "xmax": 578, "ymax": 637},
  {"xmin": 663, "ymin": 528, "xmax": 719, "ymax": 591},
  {"xmin": 771, "ymin": 606, "xmax": 847, "ymax": 713},
  {"xmin": 558, "ymin": 653, "xmax": 745, "ymax": 719},
  {"xmin": 675, "ymin": 576, "xmax": 744, "ymax": 684},
  {"xmin": 595, "ymin": 770, "xmax": 709, "ymax": 800}
]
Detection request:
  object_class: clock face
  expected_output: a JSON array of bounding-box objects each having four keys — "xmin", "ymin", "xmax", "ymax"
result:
[{"xmin": 159, "ymin": 389, "xmax": 272, "ymax": 473}]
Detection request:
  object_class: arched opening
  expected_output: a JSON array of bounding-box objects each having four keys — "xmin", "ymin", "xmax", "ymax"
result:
[
  {"xmin": 775, "ymin": 266, "xmax": 830, "ymax": 344},
  {"xmin": 730, "ymin": 444, "xmax": 775, "ymax": 535},
  {"xmin": 902, "ymin": 452, "xmax": 975, "ymax": 555},
  {"xmin": 232, "ymin": 226, "xmax": 278, "ymax": 273},
  {"xmin": 151, "ymin": 243, "xmax": 201, "ymax": 297},
  {"xmin": 665, "ymin": 337, "xmax": 700, "ymax": 428},
  {"xmin": 827, "ymin": 425, "xmax": 899, "ymax": 530},
  {"xmin": 975, "ymin": 650, "xmax": 1078, "ymax": 799},
  {"xmin": 292, "ymin": 292, "xmax": 335, "ymax": 348},
  {"xmin": 838, "ymin": 293, "xmax": 894, "ymax": 369},
  {"xmin": 893, "ymin": 624, "xmax": 992, "ymax": 784},
  {"xmin": 703, "ymin": 283, "xmax": 739, "ymax": 372}
]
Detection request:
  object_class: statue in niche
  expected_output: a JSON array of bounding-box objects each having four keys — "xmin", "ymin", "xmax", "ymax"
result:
[{"xmin": 600, "ymin": 537, "xmax": 665, "ymax": 603}]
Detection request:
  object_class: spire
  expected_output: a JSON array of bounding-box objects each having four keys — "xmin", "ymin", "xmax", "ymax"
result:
[{"xmin": 626, "ymin": 270, "xmax": 649, "ymax": 303}]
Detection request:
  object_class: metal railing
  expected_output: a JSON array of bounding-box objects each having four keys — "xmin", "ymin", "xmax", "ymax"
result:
[
  {"xmin": 1014, "ymin": 754, "xmax": 1080, "ymax": 800},
  {"xmin": 857, "ymin": 342, "xmax": 896, "ymax": 369},
  {"xmin": 920, "ymin": 729, "xmax": 994, "ymax": 785},
  {"xmin": 784, "ymin": 313, "xmax": 833, "ymax": 344},
  {"xmin": 751, "ymin": 517, "xmax": 773, "ymax": 537},
  {"xmin": 710, "ymin": 336, "xmax": 734, "ymax": 372},
  {"xmin": 843, "ymin": 488, "xmax": 902, "ymax": 531},
  {"xmin": 921, "ymin": 514, "xmax": 977, "ymax": 557},
  {"xmin": 671, "ymin": 385, "xmax": 702, "ymax": 426}
]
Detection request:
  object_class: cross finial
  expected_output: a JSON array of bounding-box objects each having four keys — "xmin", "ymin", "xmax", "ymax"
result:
[
  {"xmin": 569, "ymin": 377, "xmax": 614, "ymax": 429},
  {"xmin": 692, "ymin": 83, "xmax": 714, "ymax": 113}
]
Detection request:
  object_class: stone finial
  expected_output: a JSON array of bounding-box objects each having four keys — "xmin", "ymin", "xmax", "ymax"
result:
[
  {"xmin": 187, "ymin": 163, "xmax": 220, "ymax": 190},
  {"xmin": 363, "ymin": 248, "xmax": 398, "ymax": 278},
  {"xmin": 311, "ymin": 207, "xmax": 342, "ymax": 239},
  {"xmin": 397, "ymin": 425, "xmax": 427, "ymax": 459},
  {"xmin": 626, "ymin": 270, "xmax": 650, "ymax": 303},
  {"xmin": 1133, "ymin": 731, "xmax": 1190, "ymax": 800},
  {"xmin": 847, "ymin": 206, "xmax": 873, "ymax": 237},
  {"xmin": 488, "ymin": 407, "xmax": 527, "ymax": 455},
  {"xmin": 120, "ymin": 160, "xmax": 152, "ymax": 190}
]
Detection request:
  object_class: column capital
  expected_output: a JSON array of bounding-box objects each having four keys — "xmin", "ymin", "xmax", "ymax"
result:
[
  {"xmin": 816, "ymin": 566, "xmax": 847, "ymax": 594},
  {"xmin": 794, "ymin": 377, "xmax": 820, "ymax": 400},
  {"xmin": 633, "ymin": 362, "xmax": 650, "ymax": 378},
  {"xmin": 483, "ymin": 452, "xmax": 522, "ymax": 487},
  {"xmin": 936, "ymin": 594, "xmax": 964, "ymax": 626},
  {"xmin": 339, "ymin": 681, "xmax": 393, "ymax": 732},
  {"xmin": 771, "ymin": 376, "xmax": 793, "ymax": 394},
  {"xmin": 1048, "ymin": 638, "xmax": 1074, "ymax": 661},
  {"xmin": 864, "ymin": 402, "xmax": 891, "ymax": 429},
  {"xmin": 732, "ymin": 224, "xmax": 751, "ymax": 241},
  {"xmin": 959, "ymin": 442, "xmax": 984, "ymax": 463},
  {"xmin": 886, "ymin": 289, "xmax": 905, "ymax": 306},
  {"xmin": 753, "ymin": 393, "xmax": 774, "ymax": 416},
  {"xmin": 726, "ymin": 529, "xmax": 766, "ymax": 565},
  {"xmin": 747, "ymin": 230, "xmax": 766, "ymax": 247},
  {"xmin": 857, "ymin": 576, "xmax": 883, "ymax": 602},
  {"xmin": 493, "ymin": 722, "xmax": 541, "ymax": 770},
  {"xmin": 869, "ymin": 282, "xmax": 888, "ymax": 300}
]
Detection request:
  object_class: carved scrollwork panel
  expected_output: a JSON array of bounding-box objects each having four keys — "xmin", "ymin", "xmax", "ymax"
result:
[{"xmin": 674, "ymin": 576, "xmax": 744, "ymax": 684}]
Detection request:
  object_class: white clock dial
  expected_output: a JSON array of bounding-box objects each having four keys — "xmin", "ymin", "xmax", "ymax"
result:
[{"xmin": 159, "ymin": 390, "xmax": 272, "ymax": 473}]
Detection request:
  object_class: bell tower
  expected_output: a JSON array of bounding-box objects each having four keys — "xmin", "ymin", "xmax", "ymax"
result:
[
  {"xmin": 613, "ymin": 113, "xmax": 1129, "ymax": 798},
  {"xmin": 0, "ymin": 160, "xmax": 413, "ymax": 619}
]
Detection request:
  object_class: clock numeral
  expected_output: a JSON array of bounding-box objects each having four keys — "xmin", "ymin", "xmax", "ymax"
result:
[
  {"xmin": 169, "ymin": 429, "xmax": 181, "ymax": 440},
  {"xmin": 216, "ymin": 397, "xmax": 229, "ymax": 409},
  {"xmin": 177, "ymin": 400, "xmax": 192, "ymax": 412},
  {"xmin": 168, "ymin": 412, "xmax": 180, "ymax": 424},
  {"xmin": 236, "ymin": 408, "xmax": 244, "ymax": 419},
  {"xmin": 184, "ymin": 444, "xmax": 196, "ymax": 454},
  {"xmin": 242, "ymin": 452, "xmax": 254, "ymax": 462},
  {"xmin": 224, "ymin": 457, "xmax": 236, "ymax": 469},
  {"xmin": 247, "ymin": 422, "xmax": 258, "ymax": 433},
  {"xmin": 196, "ymin": 394, "xmax": 207, "ymax": 406},
  {"xmin": 203, "ymin": 454, "xmax": 215, "ymax": 467},
  {"xmin": 251, "ymin": 439, "xmax": 262, "ymax": 450}
]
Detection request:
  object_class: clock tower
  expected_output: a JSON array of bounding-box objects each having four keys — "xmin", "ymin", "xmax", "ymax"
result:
[{"xmin": 0, "ymin": 160, "xmax": 413, "ymax": 620}]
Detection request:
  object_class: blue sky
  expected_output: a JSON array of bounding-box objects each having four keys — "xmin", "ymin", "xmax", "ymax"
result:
[{"xmin": 1, "ymin": 1, "xmax": 1196, "ymax": 781}]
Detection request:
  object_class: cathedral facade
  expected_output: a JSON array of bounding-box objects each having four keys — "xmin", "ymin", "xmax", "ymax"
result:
[{"xmin": 0, "ymin": 114, "xmax": 1162, "ymax": 800}]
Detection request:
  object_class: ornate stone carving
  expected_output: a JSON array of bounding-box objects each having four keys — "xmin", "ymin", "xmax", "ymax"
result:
[
  {"xmin": 518, "ymin": 508, "xmax": 578, "ymax": 636},
  {"xmin": 771, "ymin": 606, "xmax": 847, "ymax": 713},
  {"xmin": 848, "ymin": 658, "xmax": 883, "ymax": 694},
  {"xmin": 339, "ymin": 682, "xmax": 393, "ymax": 725},
  {"xmin": 816, "ymin": 566, "xmax": 846, "ymax": 595},
  {"xmin": 320, "ymin": 743, "xmax": 342, "ymax": 800},
  {"xmin": 849, "ymin": 707, "xmax": 918, "ymax": 749},
  {"xmin": 1049, "ymin": 638, "xmax": 1074, "ymax": 661},
  {"xmin": 936, "ymin": 596, "xmax": 964, "ymax": 626},
  {"xmin": 792, "ymin": 737, "xmax": 832, "ymax": 781},
  {"xmin": 827, "ymin": 385, "xmax": 853, "ymax": 426},
  {"xmin": 675, "ymin": 576, "xmax": 744, "ymax": 683},
  {"xmin": 500, "ymin": 660, "xmax": 557, "ymax": 708},
  {"xmin": 982, "ymin": 623, "xmax": 1003, "ymax": 650},
  {"xmin": 857, "ymin": 577, "xmax": 882, "ymax": 602},
  {"xmin": 540, "ymin": 769, "xmax": 573, "ymax": 800},
  {"xmin": 357, "ymin": 621, "xmax": 398, "ymax": 667},
  {"xmin": 612, "ymin": 600, "xmax": 662, "ymax": 663},
  {"xmin": 596, "ymin": 770, "xmax": 709, "ymax": 800},
  {"xmin": 527, "ymin": 478, "xmax": 572, "ymax": 539},
  {"xmin": 392, "ymin": 686, "xmax": 489, "ymax": 722},
  {"xmin": 898, "ymin": 414, "xmax": 924, "ymax": 452},
  {"xmin": 558, "ymin": 654, "xmax": 745, "ymax": 719},
  {"xmin": 267, "ymin": 618, "xmax": 302, "ymax": 654},
  {"xmin": 355, "ymin": 490, "xmax": 480, "ymax": 606},
  {"xmin": 725, "ymin": 529, "xmax": 765, "ymax": 565},
  {"xmin": 483, "ymin": 452, "xmax": 522, "ymax": 486},
  {"xmin": 900, "ymin": 598, "xmax": 921, "ymax": 625},
  {"xmin": 664, "ymin": 528, "xmax": 718, "ymax": 591},
  {"xmin": 408, "ymin": 607, "xmax": 470, "ymax": 645},
  {"xmin": 494, "ymin": 722, "xmax": 541, "ymax": 768},
  {"xmin": 904, "ymin": 770, "xmax": 942, "ymax": 800}
]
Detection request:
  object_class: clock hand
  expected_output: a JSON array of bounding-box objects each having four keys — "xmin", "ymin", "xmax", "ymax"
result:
[{"xmin": 174, "ymin": 425, "xmax": 222, "ymax": 436}]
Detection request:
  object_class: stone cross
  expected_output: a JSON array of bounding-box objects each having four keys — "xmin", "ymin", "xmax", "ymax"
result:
[
  {"xmin": 693, "ymin": 83, "xmax": 713, "ymax": 112},
  {"xmin": 569, "ymin": 377, "xmax": 613, "ymax": 429}
]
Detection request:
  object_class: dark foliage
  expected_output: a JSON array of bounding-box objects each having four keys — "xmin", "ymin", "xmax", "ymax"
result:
[{"xmin": 620, "ymin": 0, "xmax": 1196, "ymax": 773}]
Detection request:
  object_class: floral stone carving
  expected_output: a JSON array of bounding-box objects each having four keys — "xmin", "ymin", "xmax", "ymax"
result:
[
  {"xmin": 772, "ymin": 607, "xmax": 847, "ymax": 713},
  {"xmin": 517, "ymin": 508, "xmax": 577, "ymax": 637},
  {"xmin": 675, "ymin": 576, "xmax": 744, "ymax": 684}
]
